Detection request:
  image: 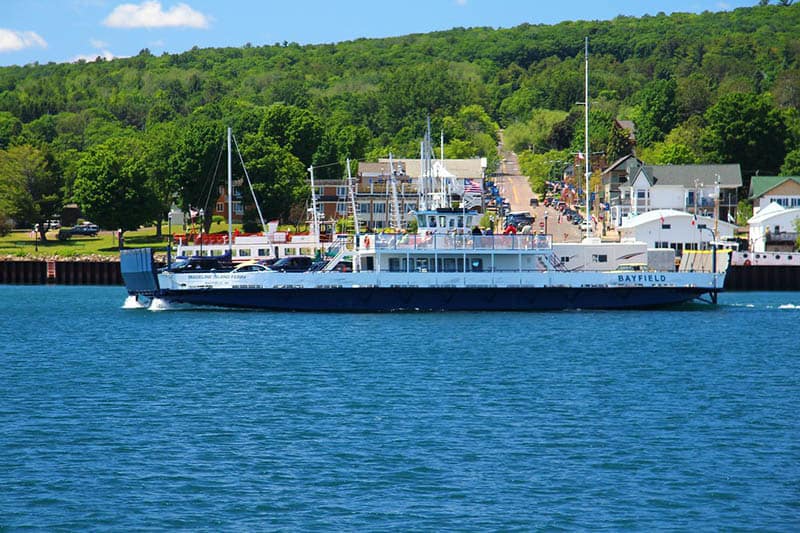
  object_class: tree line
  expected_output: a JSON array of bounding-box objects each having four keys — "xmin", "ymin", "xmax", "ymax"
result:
[{"xmin": 0, "ymin": 3, "xmax": 798, "ymax": 239}]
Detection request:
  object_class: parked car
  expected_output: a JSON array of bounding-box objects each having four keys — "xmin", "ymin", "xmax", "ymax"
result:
[
  {"xmin": 268, "ymin": 256, "xmax": 313, "ymax": 272},
  {"xmin": 70, "ymin": 223, "xmax": 99, "ymax": 236},
  {"xmin": 45, "ymin": 219, "xmax": 60, "ymax": 230},
  {"xmin": 529, "ymin": 198, "xmax": 539, "ymax": 207}
]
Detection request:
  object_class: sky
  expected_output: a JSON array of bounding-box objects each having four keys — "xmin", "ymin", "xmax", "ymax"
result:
[{"xmin": 1, "ymin": 0, "xmax": 758, "ymax": 67}]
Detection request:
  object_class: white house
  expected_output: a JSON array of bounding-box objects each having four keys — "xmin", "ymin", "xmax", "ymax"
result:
[
  {"xmin": 748, "ymin": 176, "xmax": 800, "ymax": 214},
  {"xmin": 614, "ymin": 164, "xmax": 741, "ymax": 228},
  {"xmin": 618, "ymin": 209, "xmax": 737, "ymax": 256},
  {"xmin": 746, "ymin": 202, "xmax": 800, "ymax": 252}
]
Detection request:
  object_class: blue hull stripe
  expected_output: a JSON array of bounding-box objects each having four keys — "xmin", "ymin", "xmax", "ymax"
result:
[{"xmin": 157, "ymin": 286, "xmax": 709, "ymax": 311}]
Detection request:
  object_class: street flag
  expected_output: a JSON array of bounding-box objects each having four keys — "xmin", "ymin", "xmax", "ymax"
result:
[
  {"xmin": 691, "ymin": 213, "xmax": 697, "ymax": 226},
  {"xmin": 660, "ymin": 214, "xmax": 664, "ymax": 225},
  {"xmin": 463, "ymin": 178, "xmax": 482, "ymax": 194}
]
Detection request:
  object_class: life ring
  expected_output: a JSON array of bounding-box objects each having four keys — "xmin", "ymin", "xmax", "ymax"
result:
[
  {"xmin": 364, "ymin": 235, "xmax": 370, "ymax": 247},
  {"xmin": 744, "ymin": 259, "xmax": 751, "ymax": 266}
]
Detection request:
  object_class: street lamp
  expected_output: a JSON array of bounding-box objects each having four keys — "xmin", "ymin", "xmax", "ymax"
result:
[
  {"xmin": 199, "ymin": 208, "xmax": 204, "ymax": 256},
  {"xmin": 544, "ymin": 211, "xmax": 549, "ymax": 235},
  {"xmin": 34, "ymin": 223, "xmax": 39, "ymax": 252},
  {"xmin": 167, "ymin": 211, "xmax": 172, "ymax": 267}
]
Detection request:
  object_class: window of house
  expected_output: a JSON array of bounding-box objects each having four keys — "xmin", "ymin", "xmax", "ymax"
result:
[
  {"xmin": 234, "ymin": 201, "xmax": 243, "ymax": 214},
  {"xmin": 336, "ymin": 202, "xmax": 347, "ymax": 214},
  {"xmin": 373, "ymin": 203, "xmax": 385, "ymax": 214},
  {"xmin": 336, "ymin": 186, "xmax": 347, "ymax": 198},
  {"xmin": 216, "ymin": 202, "xmax": 224, "ymax": 213},
  {"xmin": 358, "ymin": 202, "xmax": 369, "ymax": 214}
]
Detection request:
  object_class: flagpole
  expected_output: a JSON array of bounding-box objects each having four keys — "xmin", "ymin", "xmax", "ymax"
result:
[{"xmin": 584, "ymin": 36, "xmax": 591, "ymax": 241}]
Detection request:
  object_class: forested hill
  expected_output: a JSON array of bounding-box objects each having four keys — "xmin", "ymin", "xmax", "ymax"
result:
[{"xmin": 0, "ymin": 3, "xmax": 799, "ymax": 234}]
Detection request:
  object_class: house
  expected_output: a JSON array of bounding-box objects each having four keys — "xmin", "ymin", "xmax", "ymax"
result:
[
  {"xmin": 600, "ymin": 154, "xmax": 642, "ymax": 205},
  {"xmin": 212, "ymin": 179, "xmax": 244, "ymax": 222},
  {"xmin": 748, "ymin": 176, "xmax": 800, "ymax": 215},
  {"xmin": 618, "ymin": 208, "xmax": 737, "ymax": 257},
  {"xmin": 746, "ymin": 202, "xmax": 800, "ymax": 252},
  {"xmin": 614, "ymin": 164, "xmax": 741, "ymax": 228},
  {"xmin": 314, "ymin": 158, "xmax": 486, "ymax": 230}
]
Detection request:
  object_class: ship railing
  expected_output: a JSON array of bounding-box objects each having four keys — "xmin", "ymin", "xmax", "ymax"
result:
[{"xmin": 373, "ymin": 233, "xmax": 552, "ymax": 251}]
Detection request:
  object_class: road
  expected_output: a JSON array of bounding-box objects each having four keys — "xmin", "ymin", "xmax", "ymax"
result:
[{"xmin": 495, "ymin": 133, "xmax": 583, "ymax": 242}]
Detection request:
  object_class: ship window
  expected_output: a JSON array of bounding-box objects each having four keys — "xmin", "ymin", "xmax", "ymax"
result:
[
  {"xmin": 449, "ymin": 218, "xmax": 456, "ymax": 228},
  {"xmin": 439, "ymin": 258, "xmax": 457, "ymax": 272},
  {"xmin": 592, "ymin": 254, "xmax": 608, "ymax": 263},
  {"xmin": 439, "ymin": 216, "xmax": 447, "ymax": 227},
  {"xmin": 661, "ymin": 224, "xmax": 671, "ymax": 229},
  {"xmin": 458, "ymin": 216, "xmax": 464, "ymax": 228},
  {"xmin": 257, "ymin": 249, "xmax": 267, "ymax": 256},
  {"xmin": 428, "ymin": 216, "xmax": 437, "ymax": 227},
  {"xmin": 560, "ymin": 257, "xmax": 570, "ymax": 263},
  {"xmin": 470, "ymin": 258, "xmax": 483, "ymax": 272},
  {"xmin": 388, "ymin": 258, "xmax": 401, "ymax": 272},
  {"xmin": 415, "ymin": 258, "xmax": 429, "ymax": 272},
  {"xmin": 238, "ymin": 249, "xmax": 250, "ymax": 257}
]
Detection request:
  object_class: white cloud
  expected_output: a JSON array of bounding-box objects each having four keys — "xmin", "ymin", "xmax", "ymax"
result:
[
  {"xmin": 103, "ymin": 1, "xmax": 210, "ymax": 29},
  {"xmin": 90, "ymin": 38, "xmax": 110, "ymax": 48},
  {"xmin": 455, "ymin": 0, "xmax": 467, "ymax": 5},
  {"xmin": 0, "ymin": 29, "xmax": 48, "ymax": 53},
  {"xmin": 71, "ymin": 49, "xmax": 118, "ymax": 62}
]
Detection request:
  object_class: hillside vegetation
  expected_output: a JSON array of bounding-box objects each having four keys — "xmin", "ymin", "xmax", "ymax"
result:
[{"xmin": 0, "ymin": 3, "xmax": 799, "ymax": 238}]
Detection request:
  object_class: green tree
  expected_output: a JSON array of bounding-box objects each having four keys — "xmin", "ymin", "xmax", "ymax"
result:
[
  {"xmin": 781, "ymin": 148, "xmax": 800, "ymax": 175},
  {"xmin": 144, "ymin": 121, "xmax": 181, "ymax": 237},
  {"xmin": 0, "ymin": 145, "xmax": 60, "ymax": 241},
  {"xmin": 73, "ymin": 136, "xmax": 159, "ymax": 237},
  {"xmin": 0, "ymin": 112, "xmax": 22, "ymax": 149},
  {"xmin": 632, "ymin": 79, "xmax": 678, "ymax": 147},
  {"xmin": 240, "ymin": 131, "xmax": 309, "ymax": 221},
  {"xmin": 701, "ymin": 93, "xmax": 787, "ymax": 178}
]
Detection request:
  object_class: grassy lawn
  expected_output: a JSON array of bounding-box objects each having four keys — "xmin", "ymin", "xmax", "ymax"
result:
[
  {"xmin": 0, "ymin": 227, "xmax": 169, "ymax": 259},
  {"xmin": 0, "ymin": 220, "xmax": 286, "ymax": 259}
]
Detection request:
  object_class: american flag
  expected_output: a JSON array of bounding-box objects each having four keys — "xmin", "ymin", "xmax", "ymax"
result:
[{"xmin": 463, "ymin": 179, "xmax": 482, "ymax": 194}]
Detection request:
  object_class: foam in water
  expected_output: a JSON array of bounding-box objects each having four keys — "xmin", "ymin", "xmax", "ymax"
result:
[
  {"xmin": 778, "ymin": 303, "xmax": 799, "ymax": 309},
  {"xmin": 148, "ymin": 298, "xmax": 175, "ymax": 311},
  {"xmin": 122, "ymin": 295, "xmax": 147, "ymax": 309}
]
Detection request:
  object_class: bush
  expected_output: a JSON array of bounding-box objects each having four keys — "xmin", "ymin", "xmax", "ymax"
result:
[{"xmin": 57, "ymin": 229, "xmax": 72, "ymax": 241}]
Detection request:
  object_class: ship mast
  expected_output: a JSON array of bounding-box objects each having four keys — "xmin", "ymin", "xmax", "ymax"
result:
[
  {"xmin": 583, "ymin": 37, "xmax": 591, "ymax": 240},
  {"xmin": 227, "ymin": 126, "xmax": 233, "ymax": 254}
]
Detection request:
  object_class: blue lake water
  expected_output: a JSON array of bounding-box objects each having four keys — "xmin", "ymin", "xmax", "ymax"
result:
[{"xmin": 1, "ymin": 285, "xmax": 799, "ymax": 530}]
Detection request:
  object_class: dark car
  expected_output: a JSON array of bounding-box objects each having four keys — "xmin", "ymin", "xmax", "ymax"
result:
[
  {"xmin": 268, "ymin": 256, "xmax": 313, "ymax": 272},
  {"xmin": 529, "ymin": 198, "xmax": 539, "ymax": 207},
  {"xmin": 69, "ymin": 223, "xmax": 99, "ymax": 236}
]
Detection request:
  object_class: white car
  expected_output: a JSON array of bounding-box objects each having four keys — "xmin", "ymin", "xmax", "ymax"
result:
[{"xmin": 579, "ymin": 220, "xmax": 593, "ymax": 232}]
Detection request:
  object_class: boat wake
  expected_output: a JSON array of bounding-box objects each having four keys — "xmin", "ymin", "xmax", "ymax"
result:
[
  {"xmin": 148, "ymin": 298, "xmax": 181, "ymax": 311},
  {"xmin": 122, "ymin": 295, "xmax": 147, "ymax": 309},
  {"xmin": 777, "ymin": 303, "xmax": 800, "ymax": 310}
]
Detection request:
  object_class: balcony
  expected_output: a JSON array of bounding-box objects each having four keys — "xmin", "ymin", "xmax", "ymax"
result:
[{"xmin": 766, "ymin": 231, "xmax": 798, "ymax": 243}]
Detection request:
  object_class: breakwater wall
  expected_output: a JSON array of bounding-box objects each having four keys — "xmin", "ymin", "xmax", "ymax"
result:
[
  {"xmin": 0, "ymin": 260, "xmax": 123, "ymax": 285},
  {"xmin": 724, "ymin": 265, "xmax": 800, "ymax": 291}
]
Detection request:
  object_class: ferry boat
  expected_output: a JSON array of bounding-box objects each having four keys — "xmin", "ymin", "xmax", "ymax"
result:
[
  {"xmin": 119, "ymin": 39, "xmax": 726, "ymax": 312},
  {"xmin": 121, "ymin": 205, "xmax": 725, "ymax": 311}
]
